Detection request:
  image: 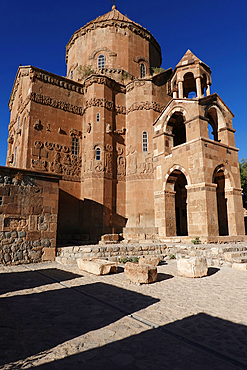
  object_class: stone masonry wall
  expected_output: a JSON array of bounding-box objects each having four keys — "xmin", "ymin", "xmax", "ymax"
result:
[{"xmin": 0, "ymin": 166, "xmax": 60, "ymax": 265}]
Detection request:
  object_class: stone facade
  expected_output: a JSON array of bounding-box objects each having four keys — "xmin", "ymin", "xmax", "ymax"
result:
[
  {"xmin": 0, "ymin": 167, "xmax": 59, "ymax": 264},
  {"xmin": 4, "ymin": 5, "xmax": 245, "ymax": 260}
]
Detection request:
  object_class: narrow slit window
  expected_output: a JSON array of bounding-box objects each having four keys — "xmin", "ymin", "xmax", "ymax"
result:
[
  {"xmin": 140, "ymin": 63, "xmax": 146, "ymax": 78},
  {"xmin": 71, "ymin": 137, "xmax": 79, "ymax": 155},
  {"xmin": 96, "ymin": 148, "xmax": 101, "ymax": 161},
  {"xmin": 70, "ymin": 70, "xmax": 73, "ymax": 80},
  {"xmin": 97, "ymin": 55, "xmax": 105, "ymax": 68},
  {"xmin": 0, "ymin": 197, "xmax": 2, "ymax": 206},
  {"xmin": 143, "ymin": 131, "xmax": 148, "ymax": 152},
  {"xmin": 96, "ymin": 113, "xmax": 100, "ymax": 122},
  {"xmin": 17, "ymin": 116, "xmax": 20, "ymax": 130}
]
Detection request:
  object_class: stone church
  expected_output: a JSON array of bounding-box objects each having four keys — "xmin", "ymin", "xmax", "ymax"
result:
[{"xmin": 3, "ymin": 4, "xmax": 245, "ymax": 262}]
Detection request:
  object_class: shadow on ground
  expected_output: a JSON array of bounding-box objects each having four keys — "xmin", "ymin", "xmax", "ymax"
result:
[
  {"xmin": 0, "ymin": 269, "xmax": 159, "ymax": 366},
  {"xmin": 31, "ymin": 314, "xmax": 247, "ymax": 370},
  {"xmin": 1, "ymin": 268, "xmax": 247, "ymax": 370},
  {"xmin": 0, "ymin": 268, "xmax": 83, "ymax": 295}
]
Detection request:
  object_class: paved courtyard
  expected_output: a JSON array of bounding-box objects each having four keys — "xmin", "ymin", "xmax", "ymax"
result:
[{"xmin": 0, "ymin": 260, "xmax": 246, "ymax": 369}]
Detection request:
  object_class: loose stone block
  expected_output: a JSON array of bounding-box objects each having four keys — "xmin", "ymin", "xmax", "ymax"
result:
[
  {"xmin": 232, "ymin": 263, "xmax": 247, "ymax": 271},
  {"xmin": 77, "ymin": 258, "xmax": 117, "ymax": 275},
  {"xmin": 124, "ymin": 262, "xmax": 157, "ymax": 284},
  {"xmin": 139, "ymin": 255, "xmax": 160, "ymax": 266},
  {"xmin": 177, "ymin": 257, "xmax": 208, "ymax": 278}
]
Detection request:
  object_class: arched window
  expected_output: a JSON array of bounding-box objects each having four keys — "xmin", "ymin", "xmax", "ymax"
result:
[
  {"xmin": 140, "ymin": 63, "xmax": 146, "ymax": 78},
  {"xmin": 143, "ymin": 131, "xmax": 148, "ymax": 152},
  {"xmin": 71, "ymin": 137, "xmax": 79, "ymax": 155},
  {"xmin": 96, "ymin": 147, "xmax": 101, "ymax": 160},
  {"xmin": 98, "ymin": 55, "xmax": 105, "ymax": 68}
]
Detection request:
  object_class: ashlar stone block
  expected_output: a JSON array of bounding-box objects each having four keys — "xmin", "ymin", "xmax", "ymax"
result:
[
  {"xmin": 139, "ymin": 255, "xmax": 160, "ymax": 266},
  {"xmin": 177, "ymin": 256, "xmax": 208, "ymax": 278},
  {"xmin": 77, "ymin": 258, "xmax": 117, "ymax": 275},
  {"xmin": 124, "ymin": 262, "xmax": 157, "ymax": 284}
]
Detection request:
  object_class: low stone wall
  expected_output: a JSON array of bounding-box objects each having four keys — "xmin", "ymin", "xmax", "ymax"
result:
[
  {"xmin": 56, "ymin": 243, "xmax": 167, "ymax": 265},
  {"xmin": 0, "ymin": 166, "xmax": 60, "ymax": 265},
  {"xmin": 56, "ymin": 242, "xmax": 247, "ymax": 267}
]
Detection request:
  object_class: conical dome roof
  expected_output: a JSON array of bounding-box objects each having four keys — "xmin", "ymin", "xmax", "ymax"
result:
[
  {"xmin": 66, "ymin": 6, "xmax": 161, "ymax": 63},
  {"xmin": 85, "ymin": 5, "xmax": 144, "ymax": 29}
]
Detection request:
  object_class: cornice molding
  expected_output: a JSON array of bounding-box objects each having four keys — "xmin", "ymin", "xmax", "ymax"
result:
[{"xmin": 66, "ymin": 20, "xmax": 161, "ymax": 64}]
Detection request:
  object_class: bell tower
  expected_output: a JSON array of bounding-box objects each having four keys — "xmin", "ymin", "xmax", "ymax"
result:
[{"xmin": 171, "ymin": 49, "xmax": 212, "ymax": 99}]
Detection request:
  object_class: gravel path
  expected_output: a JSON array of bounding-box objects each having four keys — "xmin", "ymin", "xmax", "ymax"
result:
[{"xmin": 0, "ymin": 261, "xmax": 246, "ymax": 369}]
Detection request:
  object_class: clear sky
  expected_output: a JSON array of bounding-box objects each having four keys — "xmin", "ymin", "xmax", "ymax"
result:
[{"xmin": 1, "ymin": 0, "xmax": 246, "ymax": 166}]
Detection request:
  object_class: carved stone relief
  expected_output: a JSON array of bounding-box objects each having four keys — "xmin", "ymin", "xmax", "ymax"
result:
[
  {"xmin": 33, "ymin": 120, "xmax": 43, "ymax": 131},
  {"xmin": 31, "ymin": 139, "xmax": 81, "ymax": 177},
  {"xmin": 30, "ymin": 92, "xmax": 84, "ymax": 116},
  {"xmin": 31, "ymin": 159, "xmax": 47, "ymax": 171},
  {"xmin": 127, "ymin": 101, "xmax": 164, "ymax": 114}
]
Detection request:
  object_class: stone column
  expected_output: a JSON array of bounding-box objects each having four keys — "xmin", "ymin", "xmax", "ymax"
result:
[
  {"xmin": 173, "ymin": 91, "xmax": 178, "ymax": 98},
  {"xmin": 178, "ymin": 81, "xmax": 183, "ymax": 98},
  {"xmin": 196, "ymin": 77, "xmax": 202, "ymax": 98},
  {"xmin": 186, "ymin": 183, "xmax": 218, "ymax": 236},
  {"xmin": 206, "ymin": 84, "xmax": 211, "ymax": 96}
]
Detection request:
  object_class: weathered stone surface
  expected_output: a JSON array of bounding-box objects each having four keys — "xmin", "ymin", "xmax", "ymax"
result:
[
  {"xmin": 177, "ymin": 257, "xmax": 208, "ymax": 278},
  {"xmin": 232, "ymin": 263, "xmax": 247, "ymax": 271},
  {"xmin": 42, "ymin": 247, "xmax": 56, "ymax": 261},
  {"xmin": 101, "ymin": 234, "xmax": 119, "ymax": 242},
  {"xmin": 124, "ymin": 262, "xmax": 157, "ymax": 284},
  {"xmin": 77, "ymin": 258, "xmax": 117, "ymax": 275},
  {"xmin": 139, "ymin": 255, "xmax": 160, "ymax": 266}
]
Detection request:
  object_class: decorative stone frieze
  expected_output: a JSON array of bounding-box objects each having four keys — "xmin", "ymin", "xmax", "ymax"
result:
[
  {"xmin": 30, "ymin": 92, "xmax": 84, "ymax": 116},
  {"xmin": 127, "ymin": 101, "xmax": 164, "ymax": 114},
  {"xmin": 84, "ymin": 75, "xmax": 125, "ymax": 93}
]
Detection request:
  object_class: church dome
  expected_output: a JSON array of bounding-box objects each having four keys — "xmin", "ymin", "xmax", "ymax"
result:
[{"xmin": 66, "ymin": 6, "xmax": 162, "ymax": 79}]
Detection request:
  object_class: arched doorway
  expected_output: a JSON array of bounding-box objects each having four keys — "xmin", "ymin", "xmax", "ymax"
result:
[
  {"xmin": 214, "ymin": 169, "xmax": 229, "ymax": 236},
  {"xmin": 166, "ymin": 170, "xmax": 188, "ymax": 236}
]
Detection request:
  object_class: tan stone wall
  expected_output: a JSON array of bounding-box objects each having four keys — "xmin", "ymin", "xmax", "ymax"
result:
[{"xmin": 0, "ymin": 167, "xmax": 59, "ymax": 264}]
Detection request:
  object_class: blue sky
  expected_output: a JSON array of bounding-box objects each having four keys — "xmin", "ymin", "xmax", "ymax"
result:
[{"xmin": 1, "ymin": 0, "xmax": 246, "ymax": 165}]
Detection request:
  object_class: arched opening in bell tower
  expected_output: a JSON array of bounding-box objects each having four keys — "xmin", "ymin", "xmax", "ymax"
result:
[
  {"xmin": 183, "ymin": 72, "xmax": 196, "ymax": 98},
  {"xmin": 214, "ymin": 169, "xmax": 229, "ymax": 236},
  {"xmin": 167, "ymin": 112, "xmax": 186, "ymax": 147}
]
